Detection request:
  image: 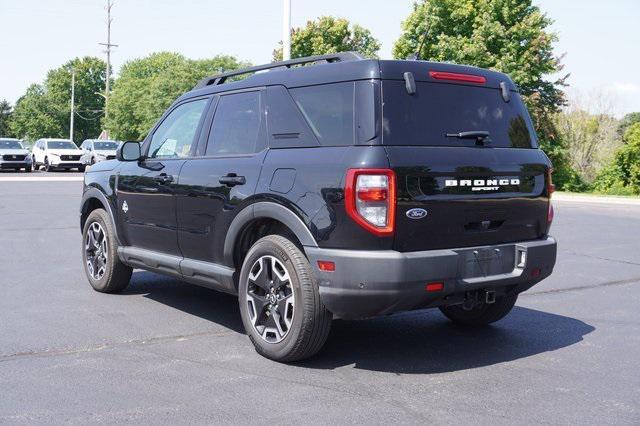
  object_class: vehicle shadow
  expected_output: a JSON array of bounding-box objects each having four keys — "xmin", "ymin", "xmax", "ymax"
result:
[
  {"xmin": 126, "ymin": 271, "xmax": 594, "ymax": 374},
  {"xmin": 302, "ymin": 307, "xmax": 595, "ymax": 374},
  {"xmin": 125, "ymin": 271, "xmax": 244, "ymax": 334}
]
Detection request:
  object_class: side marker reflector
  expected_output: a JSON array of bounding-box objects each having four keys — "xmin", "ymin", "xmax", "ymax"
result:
[
  {"xmin": 425, "ymin": 282, "xmax": 444, "ymax": 292},
  {"xmin": 317, "ymin": 261, "xmax": 336, "ymax": 272}
]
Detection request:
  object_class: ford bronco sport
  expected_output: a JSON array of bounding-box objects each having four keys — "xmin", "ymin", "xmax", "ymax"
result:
[{"xmin": 80, "ymin": 52, "xmax": 557, "ymax": 362}]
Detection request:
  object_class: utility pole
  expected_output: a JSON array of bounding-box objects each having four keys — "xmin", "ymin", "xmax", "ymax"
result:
[
  {"xmin": 69, "ymin": 69, "xmax": 75, "ymax": 141},
  {"xmin": 99, "ymin": 0, "xmax": 118, "ymax": 138},
  {"xmin": 282, "ymin": 0, "xmax": 291, "ymax": 60}
]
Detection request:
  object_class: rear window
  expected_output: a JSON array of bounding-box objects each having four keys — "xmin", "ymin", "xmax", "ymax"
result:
[{"xmin": 382, "ymin": 81, "xmax": 537, "ymax": 148}]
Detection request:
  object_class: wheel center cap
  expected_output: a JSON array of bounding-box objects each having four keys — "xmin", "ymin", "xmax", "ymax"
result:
[{"xmin": 269, "ymin": 294, "xmax": 277, "ymax": 304}]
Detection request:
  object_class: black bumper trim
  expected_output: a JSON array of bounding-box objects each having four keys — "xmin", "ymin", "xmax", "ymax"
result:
[{"xmin": 305, "ymin": 237, "xmax": 557, "ymax": 319}]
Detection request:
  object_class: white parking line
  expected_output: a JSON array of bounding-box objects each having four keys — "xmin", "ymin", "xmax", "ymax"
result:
[{"xmin": 0, "ymin": 176, "xmax": 84, "ymax": 182}]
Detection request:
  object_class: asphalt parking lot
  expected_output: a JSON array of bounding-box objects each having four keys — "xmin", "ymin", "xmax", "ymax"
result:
[{"xmin": 1, "ymin": 172, "xmax": 639, "ymax": 424}]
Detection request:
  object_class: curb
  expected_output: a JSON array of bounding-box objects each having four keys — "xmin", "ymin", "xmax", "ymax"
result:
[
  {"xmin": 553, "ymin": 193, "xmax": 640, "ymax": 206},
  {"xmin": 0, "ymin": 176, "xmax": 84, "ymax": 182}
]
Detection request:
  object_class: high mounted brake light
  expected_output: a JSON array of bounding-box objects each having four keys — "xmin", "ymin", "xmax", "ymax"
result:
[
  {"xmin": 429, "ymin": 71, "xmax": 486, "ymax": 84},
  {"xmin": 345, "ymin": 169, "xmax": 396, "ymax": 237}
]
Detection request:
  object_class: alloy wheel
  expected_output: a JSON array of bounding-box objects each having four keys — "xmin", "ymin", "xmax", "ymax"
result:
[
  {"xmin": 85, "ymin": 222, "xmax": 108, "ymax": 280},
  {"xmin": 245, "ymin": 255, "xmax": 295, "ymax": 343}
]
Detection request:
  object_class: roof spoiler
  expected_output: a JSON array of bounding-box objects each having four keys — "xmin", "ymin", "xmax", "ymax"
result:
[{"xmin": 193, "ymin": 51, "xmax": 364, "ymax": 89}]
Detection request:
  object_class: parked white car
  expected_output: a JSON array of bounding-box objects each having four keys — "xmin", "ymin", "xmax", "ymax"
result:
[
  {"xmin": 79, "ymin": 139, "xmax": 120, "ymax": 166},
  {"xmin": 0, "ymin": 138, "xmax": 32, "ymax": 172},
  {"xmin": 32, "ymin": 138, "xmax": 85, "ymax": 172}
]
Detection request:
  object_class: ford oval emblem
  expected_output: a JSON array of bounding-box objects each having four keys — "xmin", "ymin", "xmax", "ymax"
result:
[{"xmin": 406, "ymin": 208, "xmax": 428, "ymax": 219}]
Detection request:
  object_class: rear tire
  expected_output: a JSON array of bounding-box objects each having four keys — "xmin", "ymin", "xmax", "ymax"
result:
[
  {"xmin": 238, "ymin": 235, "xmax": 332, "ymax": 362},
  {"xmin": 82, "ymin": 208, "xmax": 132, "ymax": 293},
  {"xmin": 43, "ymin": 157, "xmax": 52, "ymax": 172},
  {"xmin": 439, "ymin": 293, "xmax": 518, "ymax": 326}
]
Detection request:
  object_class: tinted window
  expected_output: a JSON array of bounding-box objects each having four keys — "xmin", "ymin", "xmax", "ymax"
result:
[
  {"xmin": 290, "ymin": 82, "xmax": 355, "ymax": 146},
  {"xmin": 266, "ymin": 86, "xmax": 319, "ymax": 148},
  {"xmin": 382, "ymin": 81, "xmax": 537, "ymax": 148},
  {"xmin": 206, "ymin": 91, "xmax": 263, "ymax": 156},
  {"xmin": 149, "ymin": 99, "xmax": 207, "ymax": 159}
]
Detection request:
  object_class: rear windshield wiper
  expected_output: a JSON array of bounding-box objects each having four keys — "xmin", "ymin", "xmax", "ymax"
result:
[{"xmin": 445, "ymin": 131, "xmax": 491, "ymax": 145}]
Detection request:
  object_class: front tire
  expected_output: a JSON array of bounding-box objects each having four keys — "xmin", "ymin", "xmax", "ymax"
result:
[
  {"xmin": 78, "ymin": 165, "xmax": 86, "ymax": 173},
  {"xmin": 43, "ymin": 157, "xmax": 53, "ymax": 172},
  {"xmin": 24, "ymin": 166, "xmax": 32, "ymax": 173},
  {"xmin": 238, "ymin": 235, "xmax": 332, "ymax": 362},
  {"xmin": 82, "ymin": 208, "xmax": 132, "ymax": 293},
  {"xmin": 439, "ymin": 293, "xmax": 518, "ymax": 326}
]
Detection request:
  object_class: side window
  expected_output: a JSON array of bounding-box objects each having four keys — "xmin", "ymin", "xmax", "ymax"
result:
[
  {"xmin": 289, "ymin": 82, "xmax": 355, "ymax": 146},
  {"xmin": 266, "ymin": 86, "xmax": 319, "ymax": 149},
  {"xmin": 206, "ymin": 91, "xmax": 264, "ymax": 156},
  {"xmin": 148, "ymin": 99, "xmax": 208, "ymax": 159}
]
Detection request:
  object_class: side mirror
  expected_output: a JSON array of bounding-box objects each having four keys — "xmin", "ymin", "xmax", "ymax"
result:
[{"xmin": 116, "ymin": 141, "xmax": 142, "ymax": 162}]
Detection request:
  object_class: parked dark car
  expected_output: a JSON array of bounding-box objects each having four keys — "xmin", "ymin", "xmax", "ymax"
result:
[{"xmin": 80, "ymin": 53, "xmax": 557, "ymax": 362}]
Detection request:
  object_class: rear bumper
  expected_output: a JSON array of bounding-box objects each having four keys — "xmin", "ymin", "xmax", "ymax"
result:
[{"xmin": 305, "ymin": 237, "xmax": 557, "ymax": 319}]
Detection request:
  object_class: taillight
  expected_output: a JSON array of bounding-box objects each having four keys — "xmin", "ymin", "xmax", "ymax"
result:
[
  {"xmin": 345, "ymin": 169, "xmax": 396, "ymax": 236},
  {"xmin": 546, "ymin": 167, "xmax": 555, "ymax": 225}
]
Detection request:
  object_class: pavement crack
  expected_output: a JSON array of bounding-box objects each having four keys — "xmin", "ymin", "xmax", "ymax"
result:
[
  {"xmin": 0, "ymin": 330, "xmax": 232, "ymax": 363},
  {"xmin": 564, "ymin": 250, "xmax": 640, "ymax": 267},
  {"xmin": 524, "ymin": 276, "xmax": 640, "ymax": 296}
]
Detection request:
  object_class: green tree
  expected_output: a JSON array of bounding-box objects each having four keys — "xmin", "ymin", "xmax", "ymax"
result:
[
  {"xmin": 106, "ymin": 52, "xmax": 247, "ymax": 141},
  {"xmin": 394, "ymin": 0, "xmax": 574, "ymax": 187},
  {"xmin": 593, "ymin": 123, "xmax": 640, "ymax": 195},
  {"xmin": 10, "ymin": 84, "xmax": 63, "ymax": 140},
  {"xmin": 555, "ymin": 109, "xmax": 619, "ymax": 183},
  {"xmin": 0, "ymin": 100, "xmax": 12, "ymax": 137},
  {"xmin": 273, "ymin": 16, "xmax": 381, "ymax": 61},
  {"xmin": 617, "ymin": 112, "xmax": 640, "ymax": 138},
  {"xmin": 10, "ymin": 57, "xmax": 107, "ymax": 142}
]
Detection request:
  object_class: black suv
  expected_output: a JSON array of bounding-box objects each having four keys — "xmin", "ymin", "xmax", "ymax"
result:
[{"xmin": 80, "ymin": 53, "xmax": 557, "ymax": 362}]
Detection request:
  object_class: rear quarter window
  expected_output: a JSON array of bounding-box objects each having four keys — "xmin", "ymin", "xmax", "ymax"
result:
[
  {"xmin": 289, "ymin": 82, "xmax": 355, "ymax": 146},
  {"xmin": 382, "ymin": 81, "xmax": 537, "ymax": 148}
]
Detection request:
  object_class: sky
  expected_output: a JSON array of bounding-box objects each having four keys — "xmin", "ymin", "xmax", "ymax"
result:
[{"xmin": 1, "ymin": 0, "xmax": 639, "ymax": 116}]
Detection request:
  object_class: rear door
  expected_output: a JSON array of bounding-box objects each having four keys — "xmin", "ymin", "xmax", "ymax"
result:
[
  {"xmin": 382, "ymin": 78, "xmax": 552, "ymax": 252},
  {"xmin": 176, "ymin": 89, "xmax": 267, "ymax": 266}
]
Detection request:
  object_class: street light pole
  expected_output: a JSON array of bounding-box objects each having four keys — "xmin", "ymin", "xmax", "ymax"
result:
[
  {"xmin": 70, "ymin": 69, "xmax": 75, "ymax": 141},
  {"xmin": 282, "ymin": 0, "xmax": 291, "ymax": 60}
]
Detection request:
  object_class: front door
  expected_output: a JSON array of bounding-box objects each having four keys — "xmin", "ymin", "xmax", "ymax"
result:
[
  {"xmin": 177, "ymin": 90, "xmax": 267, "ymax": 265},
  {"xmin": 116, "ymin": 98, "xmax": 210, "ymax": 256}
]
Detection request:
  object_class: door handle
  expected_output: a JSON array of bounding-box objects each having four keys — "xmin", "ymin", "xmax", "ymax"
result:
[
  {"xmin": 154, "ymin": 173, "xmax": 174, "ymax": 184},
  {"xmin": 219, "ymin": 174, "xmax": 246, "ymax": 187}
]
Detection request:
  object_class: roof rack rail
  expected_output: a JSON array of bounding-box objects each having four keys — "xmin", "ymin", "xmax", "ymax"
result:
[{"xmin": 193, "ymin": 51, "xmax": 364, "ymax": 89}]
